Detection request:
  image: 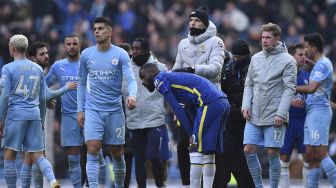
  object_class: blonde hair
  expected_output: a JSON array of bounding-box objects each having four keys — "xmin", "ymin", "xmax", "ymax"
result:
[
  {"xmin": 261, "ymin": 23, "xmax": 281, "ymax": 37},
  {"xmin": 9, "ymin": 34, "xmax": 28, "ymax": 52}
]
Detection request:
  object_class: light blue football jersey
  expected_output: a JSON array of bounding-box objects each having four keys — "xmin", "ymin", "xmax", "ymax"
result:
[
  {"xmin": 306, "ymin": 56, "xmax": 333, "ymax": 107},
  {"xmin": 46, "ymin": 58, "xmax": 79, "ymax": 114},
  {"xmin": 77, "ymin": 44, "xmax": 137, "ymax": 112},
  {"xmin": 0, "ymin": 59, "xmax": 46, "ymax": 122}
]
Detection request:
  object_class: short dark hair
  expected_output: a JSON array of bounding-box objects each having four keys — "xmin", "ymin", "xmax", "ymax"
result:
[
  {"xmin": 304, "ymin": 33, "xmax": 324, "ymax": 52},
  {"xmin": 139, "ymin": 63, "xmax": 159, "ymax": 79},
  {"xmin": 26, "ymin": 41, "xmax": 47, "ymax": 58},
  {"xmin": 93, "ymin": 17, "xmax": 112, "ymax": 27},
  {"xmin": 64, "ymin": 34, "xmax": 79, "ymax": 42},
  {"xmin": 287, "ymin": 43, "xmax": 304, "ymax": 55},
  {"xmin": 133, "ymin": 38, "xmax": 149, "ymax": 51}
]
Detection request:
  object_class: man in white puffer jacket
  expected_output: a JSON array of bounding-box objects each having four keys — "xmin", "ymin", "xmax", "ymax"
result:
[{"xmin": 172, "ymin": 6, "xmax": 225, "ymax": 188}]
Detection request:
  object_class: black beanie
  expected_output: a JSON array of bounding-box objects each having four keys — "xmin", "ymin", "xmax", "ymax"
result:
[
  {"xmin": 189, "ymin": 6, "xmax": 209, "ymax": 27},
  {"xmin": 231, "ymin": 39, "xmax": 250, "ymax": 56}
]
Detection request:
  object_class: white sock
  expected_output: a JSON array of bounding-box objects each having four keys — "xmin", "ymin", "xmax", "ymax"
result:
[
  {"xmin": 190, "ymin": 152, "xmax": 203, "ymax": 188},
  {"xmin": 302, "ymin": 162, "xmax": 309, "ymax": 187},
  {"xmin": 280, "ymin": 161, "xmax": 289, "ymax": 188},
  {"xmin": 203, "ymin": 154, "xmax": 215, "ymax": 188}
]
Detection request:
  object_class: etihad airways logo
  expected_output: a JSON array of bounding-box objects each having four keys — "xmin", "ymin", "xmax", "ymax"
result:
[{"xmin": 89, "ymin": 70, "xmax": 118, "ymax": 80}]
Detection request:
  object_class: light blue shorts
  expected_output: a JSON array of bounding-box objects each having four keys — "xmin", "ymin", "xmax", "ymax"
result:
[
  {"xmin": 61, "ymin": 113, "xmax": 84, "ymax": 147},
  {"xmin": 84, "ymin": 109, "xmax": 125, "ymax": 145},
  {"xmin": 304, "ymin": 106, "xmax": 332, "ymax": 146},
  {"xmin": 243, "ymin": 121, "xmax": 286, "ymax": 148},
  {"xmin": 3, "ymin": 120, "xmax": 44, "ymax": 152}
]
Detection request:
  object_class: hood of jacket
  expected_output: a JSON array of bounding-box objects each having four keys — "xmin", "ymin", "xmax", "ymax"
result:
[
  {"xmin": 188, "ymin": 21, "xmax": 217, "ymax": 44},
  {"xmin": 262, "ymin": 41, "xmax": 288, "ymax": 56}
]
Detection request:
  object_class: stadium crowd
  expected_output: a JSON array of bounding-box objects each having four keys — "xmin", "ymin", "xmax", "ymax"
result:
[{"xmin": 1, "ymin": 0, "xmax": 336, "ymax": 187}]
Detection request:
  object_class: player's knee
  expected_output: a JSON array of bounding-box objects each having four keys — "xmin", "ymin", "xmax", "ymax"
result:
[
  {"xmin": 203, "ymin": 154, "xmax": 215, "ymax": 164},
  {"xmin": 190, "ymin": 152, "xmax": 203, "ymax": 164},
  {"xmin": 267, "ymin": 148, "xmax": 280, "ymax": 157},
  {"xmin": 243, "ymin": 144, "xmax": 256, "ymax": 154},
  {"xmin": 86, "ymin": 142, "xmax": 101, "ymax": 154},
  {"xmin": 111, "ymin": 146, "xmax": 123, "ymax": 157}
]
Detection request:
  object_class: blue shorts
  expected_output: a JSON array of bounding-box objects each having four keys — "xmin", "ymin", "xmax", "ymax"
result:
[
  {"xmin": 243, "ymin": 122, "xmax": 286, "ymax": 148},
  {"xmin": 84, "ymin": 109, "xmax": 125, "ymax": 145},
  {"xmin": 61, "ymin": 113, "xmax": 84, "ymax": 147},
  {"xmin": 160, "ymin": 125, "xmax": 171, "ymax": 160},
  {"xmin": 3, "ymin": 120, "xmax": 44, "ymax": 152},
  {"xmin": 280, "ymin": 116, "xmax": 306, "ymax": 154},
  {"xmin": 192, "ymin": 98, "xmax": 230, "ymax": 154},
  {"xmin": 304, "ymin": 106, "xmax": 332, "ymax": 146}
]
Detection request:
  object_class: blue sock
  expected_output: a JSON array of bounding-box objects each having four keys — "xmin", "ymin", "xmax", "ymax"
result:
[
  {"xmin": 245, "ymin": 153, "xmax": 263, "ymax": 188},
  {"xmin": 32, "ymin": 163, "xmax": 43, "ymax": 188},
  {"xmin": 4, "ymin": 160, "xmax": 17, "ymax": 188},
  {"xmin": 307, "ymin": 168, "xmax": 320, "ymax": 188},
  {"xmin": 36, "ymin": 156, "xmax": 56, "ymax": 183},
  {"xmin": 68, "ymin": 155, "xmax": 82, "ymax": 188},
  {"xmin": 98, "ymin": 151, "xmax": 106, "ymax": 185},
  {"xmin": 87, "ymin": 154, "xmax": 99, "ymax": 188},
  {"xmin": 321, "ymin": 156, "xmax": 336, "ymax": 187},
  {"xmin": 268, "ymin": 154, "xmax": 281, "ymax": 188},
  {"xmin": 20, "ymin": 163, "xmax": 32, "ymax": 188},
  {"xmin": 112, "ymin": 156, "xmax": 126, "ymax": 188}
]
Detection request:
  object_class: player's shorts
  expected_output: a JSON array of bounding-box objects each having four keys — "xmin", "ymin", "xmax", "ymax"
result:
[
  {"xmin": 192, "ymin": 98, "xmax": 230, "ymax": 154},
  {"xmin": 84, "ymin": 109, "xmax": 125, "ymax": 145},
  {"xmin": 61, "ymin": 113, "xmax": 84, "ymax": 147},
  {"xmin": 243, "ymin": 122, "xmax": 286, "ymax": 148},
  {"xmin": 3, "ymin": 120, "xmax": 43, "ymax": 152},
  {"xmin": 160, "ymin": 125, "xmax": 172, "ymax": 160},
  {"xmin": 280, "ymin": 115, "xmax": 306, "ymax": 155},
  {"xmin": 304, "ymin": 106, "xmax": 332, "ymax": 146}
]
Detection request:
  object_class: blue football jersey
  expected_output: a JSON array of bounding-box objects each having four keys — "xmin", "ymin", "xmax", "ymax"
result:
[
  {"xmin": 77, "ymin": 45, "xmax": 137, "ymax": 112},
  {"xmin": 0, "ymin": 59, "xmax": 46, "ymax": 122},
  {"xmin": 289, "ymin": 68, "xmax": 310, "ymax": 117},
  {"xmin": 46, "ymin": 58, "xmax": 79, "ymax": 114},
  {"xmin": 154, "ymin": 71, "xmax": 226, "ymax": 135},
  {"xmin": 306, "ymin": 56, "xmax": 333, "ymax": 107}
]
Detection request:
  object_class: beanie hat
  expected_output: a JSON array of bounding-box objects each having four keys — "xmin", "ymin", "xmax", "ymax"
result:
[
  {"xmin": 231, "ymin": 39, "xmax": 250, "ymax": 56},
  {"xmin": 189, "ymin": 6, "xmax": 209, "ymax": 27}
]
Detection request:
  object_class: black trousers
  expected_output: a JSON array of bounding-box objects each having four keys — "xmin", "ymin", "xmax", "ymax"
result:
[
  {"xmin": 213, "ymin": 120, "xmax": 255, "ymax": 188},
  {"xmin": 131, "ymin": 127, "xmax": 164, "ymax": 188}
]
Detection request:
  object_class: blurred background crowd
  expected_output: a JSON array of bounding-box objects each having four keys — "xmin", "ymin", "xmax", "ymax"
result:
[{"xmin": 1, "ymin": 0, "xmax": 336, "ymax": 183}]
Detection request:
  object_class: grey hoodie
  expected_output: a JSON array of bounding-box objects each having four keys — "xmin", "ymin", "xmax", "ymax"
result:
[
  {"xmin": 173, "ymin": 21, "xmax": 225, "ymax": 87},
  {"xmin": 242, "ymin": 42, "xmax": 297, "ymax": 126},
  {"xmin": 122, "ymin": 55, "xmax": 166, "ymax": 130}
]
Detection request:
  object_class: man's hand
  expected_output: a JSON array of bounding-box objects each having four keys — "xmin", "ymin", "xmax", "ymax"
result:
[
  {"xmin": 188, "ymin": 135, "xmax": 197, "ymax": 151},
  {"xmin": 66, "ymin": 81, "xmax": 78, "ymax": 90},
  {"xmin": 0, "ymin": 121, "xmax": 4, "ymax": 138},
  {"xmin": 47, "ymin": 100, "xmax": 56, "ymax": 109},
  {"xmin": 274, "ymin": 115, "xmax": 284, "ymax": 128},
  {"xmin": 77, "ymin": 112, "xmax": 85, "ymax": 128},
  {"xmin": 126, "ymin": 96, "xmax": 136, "ymax": 110},
  {"xmin": 173, "ymin": 67, "xmax": 195, "ymax": 73},
  {"xmin": 242, "ymin": 108, "xmax": 251, "ymax": 120},
  {"xmin": 291, "ymin": 98, "xmax": 305, "ymax": 108}
]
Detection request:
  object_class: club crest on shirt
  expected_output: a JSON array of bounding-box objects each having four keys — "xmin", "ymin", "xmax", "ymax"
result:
[
  {"xmin": 111, "ymin": 58, "xmax": 119, "ymax": 66},
  {"xmin": 154, "ymin": 79, "xmax": 163, "ymax": 89},
  {"xmin": 199, "ymin": 44, "xmax": 206, "ymax": 53}
]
